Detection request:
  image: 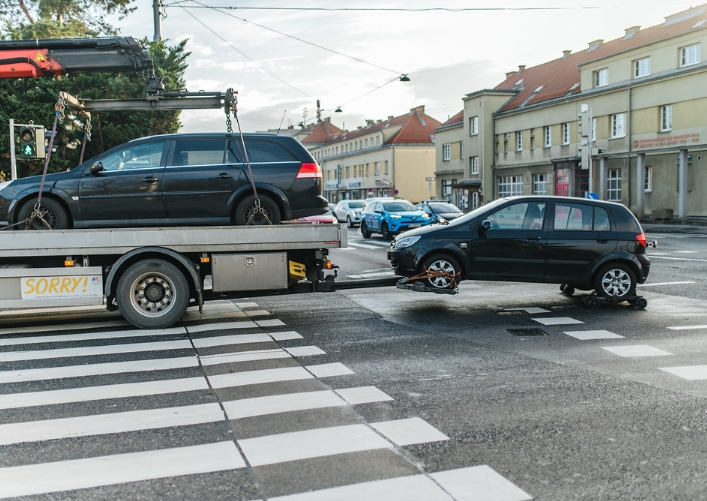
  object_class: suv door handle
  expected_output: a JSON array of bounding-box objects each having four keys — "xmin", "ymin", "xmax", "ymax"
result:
[{"xmin": 141, "ymin": 176, "xmax": 158, "ymax": 183}]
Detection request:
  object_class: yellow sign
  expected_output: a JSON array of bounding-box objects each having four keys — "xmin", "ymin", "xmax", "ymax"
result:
[
  {"xmin": 21, "ymin": 275, "xmax": 103, "ymax": 299},
  {"xmin": 34, "ymin": 52, "xmax": 46, "ymax": 62}
]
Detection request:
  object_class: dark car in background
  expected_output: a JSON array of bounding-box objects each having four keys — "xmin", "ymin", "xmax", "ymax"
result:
[
  {"xmin": 0, "ymin": 133, "xmax": 328, "ymax": 229},
  {"xmin": 416, "ymin": 200, "xmax": 464, "ymax": 224},
  {"xmin": 388, "ymin": 196, "xmax": 650, "ymax": 300}
]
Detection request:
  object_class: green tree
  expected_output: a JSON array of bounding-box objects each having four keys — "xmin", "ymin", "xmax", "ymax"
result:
[{"xmin": 0, "ymin": 0, "xmax": 189, "ymax": 178}]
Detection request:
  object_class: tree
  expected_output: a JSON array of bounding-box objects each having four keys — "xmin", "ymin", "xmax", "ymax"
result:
[{"xmin": 0, "ymin": 0, "xmax": 188, "ymax": 178}]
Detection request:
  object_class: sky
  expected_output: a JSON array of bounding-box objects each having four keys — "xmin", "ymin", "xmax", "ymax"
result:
[{"xmin": 109, "ymin": 1, "xmax": 699, "ymax": 133}]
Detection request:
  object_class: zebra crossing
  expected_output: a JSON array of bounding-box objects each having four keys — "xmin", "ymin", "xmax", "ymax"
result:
[{"xmin": 0, "ymin": 300, "xmax": 531, "ymax": 500}]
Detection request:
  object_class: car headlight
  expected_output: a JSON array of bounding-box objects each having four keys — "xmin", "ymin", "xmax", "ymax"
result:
[
  {"xmin": 394, "ymin": 235, "xmax": 421, "ymax": 249},
  {"xmin": 390, "ymin": 214, "xmax": 402, "ymax": 219}
]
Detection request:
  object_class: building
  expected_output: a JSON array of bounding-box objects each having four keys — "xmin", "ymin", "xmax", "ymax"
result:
[
  {"xmin": 304, "ymin": 106, "xmax": 441, "ymax": 203},
  {"xmin": 436, "ymin": 4, "xmax": 707, "ymax": 220}
]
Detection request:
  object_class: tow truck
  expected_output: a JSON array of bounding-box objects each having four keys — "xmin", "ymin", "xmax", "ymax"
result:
[{"xmin": 0, "ymin": 37, "xmax": 345, "ymax": 329}]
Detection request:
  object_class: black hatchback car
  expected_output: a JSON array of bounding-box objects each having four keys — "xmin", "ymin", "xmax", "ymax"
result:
[
  {"xmin": 0, "ymin": 133, "xmax": 328, "ymax": 229},
  {"xmin": 388, "ymin": 196, "xmax": 650, "ymax": 300}
]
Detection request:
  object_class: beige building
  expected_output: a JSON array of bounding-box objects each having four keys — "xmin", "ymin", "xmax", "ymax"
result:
[
  {"xmin": 436, "ymin": 4, "xmax": 707, "ymax": 220},
  {"xmin": 302, "ymin": 106, "xmax": 441, "ymax": 204}
]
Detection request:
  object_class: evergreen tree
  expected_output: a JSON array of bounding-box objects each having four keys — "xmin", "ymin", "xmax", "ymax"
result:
[{"xmin": 0, "ymin": 0, "xmax": 188, "ymax": 179}]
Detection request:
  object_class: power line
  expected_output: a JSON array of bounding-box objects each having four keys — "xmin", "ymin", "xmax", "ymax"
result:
[{"xmin": 165, "ymin": 3, "xmax": 599, "ymax": 13}]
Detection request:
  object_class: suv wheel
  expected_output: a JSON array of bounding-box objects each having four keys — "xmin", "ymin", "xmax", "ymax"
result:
[
  {"xmin": 361, "ymin": 221, "xmax": 371, "ymax": 238},
  {"xmin": 594, "ymin": 263, "xmax": 636, "ymax": 298},
  {"xmin": 381, "ymin": 222, "xmax": 392, "ymax": 240},
  {"xmin": 422, "ymin": 254, "xmax": 461, "ymax": 289}
]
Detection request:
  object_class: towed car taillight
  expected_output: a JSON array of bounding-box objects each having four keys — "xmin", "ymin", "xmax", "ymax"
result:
[
  {"xmin": 636, "ymin": 233, "xmax": 647, "ymax": 247},
  {"xmin": 296, "ymin": 162, "xmax": 322, "ymax": 179}
]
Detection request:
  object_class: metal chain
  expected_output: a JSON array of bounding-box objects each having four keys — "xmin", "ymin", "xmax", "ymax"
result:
[
  {"xmin": 84, "ymin": 117, "xmax": 92, "ymax": 142},
  {"xmin": 55, "ymin": 94, "xmax": 66, "ymax": 124}
]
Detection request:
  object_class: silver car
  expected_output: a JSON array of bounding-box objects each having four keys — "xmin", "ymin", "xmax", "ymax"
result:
[{"xmin": 334, "ymin": 199, "xmax": 366, "ymax": 228}]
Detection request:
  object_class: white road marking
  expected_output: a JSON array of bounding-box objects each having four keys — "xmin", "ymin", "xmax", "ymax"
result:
[
  {"xmin": 0, "ymin": 356, "xmax": 199, "ymax": 384},
  {"xmin": 430, "ymin": 465, "xmax": 533, "ymax": 501},
  {"xmin": 238, "ymin": 423, "xmax": 393, "ymax": 466},
  {"xmin": 0, "ymin": 327, "xmax": 186, "ymax": 347},
  {"xmin": 285, "ymin": 346, "xmax": 326, "ymax": 357},
  {"xmin": 256, "ymin": 319, "xmax": 286, "ymax": 327},
  {"xmin": 223, "ymin": 390, "xmax": 346, "ymax": 420},
  {"xmin": 0, "ymin": 339, "xmax": 193, "ymax": 362},
  {"xmin": 270, "ymin": 331, "xmax": 303, "ymax": 341},
  {"xmin": 0, "ymin": 377, "xmax": 208, "ymax": 410},
  {"xmin": 347, "ymin": 271, "xmax": 396, "ymax": 279},
  {"xmin": 208, "ymin": 366, "xmax": 313, "ymax": 388},
  {"xmin": 185, "ymin": 321, "xmax": 258, "ymax": 333},
  {"xmin": 0, "ymin": 441, "xmax": 245, "ymax": 499},
  {"xmin": 660, "ymin": 365, "xmax": 707, "ymax": 380},
  {"xmin": 638, "ymin": 281, "xmax": 696, "ymax": 287},
  {"xmin": 648, "ymin": 256, "xmax": 707, "ymax": 263},
  {"xmin": 0, "ymin": 320, "xmax": 130, "ymax": 336},
  {"xmin": 243, "ymin": 309, "xmax": 271, "ymax": 317},
  {"xmin": 602, "ymin": 345, "xmax": 673, "ymax": 357},
  {"xmin": 192, "ymin": 333, "xmax": 273, "ymax": 348},
  {"xmin": 234, "ymin": 302, "xmax": 260, "ymax": 308},
  {"xmin": 532, "ymin": 317, "xmax": 583, "ymax": 326},
  {"xmin": 564, "ymin": 330, "xmax": 625, "ymax": 340},
  {"xmin": 200, "ymin": 349, "xmax": 291, "ymax": 366},
  {"xmin": 371, "ymin": 417, "xmax": 449, "ymax": 446},
  {"xmin": 345, "ymin": 243, "xmax": 381, "ymax": 250},
  {"xmin": 307, "ymin": 362, "xmax": 355, "ymax": 378},
  {"xmin": 336, "ymin": 386, "xmax": 393, "ymax": 405},
  {"xmin": 667, "ymin": 325, "xmax": 707, "ymax": 330},
  {"xmin": 0, "ymin": 403, "xmax": 225, "ymax": 445}
]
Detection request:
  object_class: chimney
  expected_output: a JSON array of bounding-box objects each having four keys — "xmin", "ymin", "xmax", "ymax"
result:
[
  {"xmin": 518, "ymin": 65, "xmax": 526, "ymax": 72},
  {"xmin": 410, "ymin": 105, "xmax": 425, "ymax": 113},
  {"xmin": 588, "ymin": 39, "xmax": 604, "ymax": 51},
  {"xmin": 624, "ymin": 26, "xmax": 640, "ymax": 39},
  {"xmin": 563, "ymin": 49, "xmax": 572, "ymax": 59},
  {"xmin": 505, "ymin": 70, "xmax": 518, "ymax": 79}
]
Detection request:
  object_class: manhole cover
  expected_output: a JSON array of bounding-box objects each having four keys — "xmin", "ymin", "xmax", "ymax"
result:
[{"xmin": 508, "ymin": 328, "xmax": 548, "ymax": 336}]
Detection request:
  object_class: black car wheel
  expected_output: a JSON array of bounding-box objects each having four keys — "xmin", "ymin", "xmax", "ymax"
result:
[
  {"xmin": 235, "ymin": 195, "xmax": 281, "ymax": 225},
  {"xmin": 422, "ymin": 254, "xmax": 461, "ymax": 289},
  {"xmin": 594, "ymin": 263, "xmax": 636, "ymax": 298},
  {"xmin": 16, "ymin": 198, "xmax": 69, "ymax": 230},
  {"xmin": 381, "ymin": 222, "xmax": 392, "ymax": 240},
  {"xmin": 361, "ymin": 222, "xmax": 371, "ymax": 238}
]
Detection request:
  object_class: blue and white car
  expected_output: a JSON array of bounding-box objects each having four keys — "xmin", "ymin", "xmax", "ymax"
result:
[
  {"xmin": 360, "ymin": 199, "xmax": 431, "ymax": 239},
  {"xmin": 334, "ymin": 199, "xmax": 366, "ymax": 228}
]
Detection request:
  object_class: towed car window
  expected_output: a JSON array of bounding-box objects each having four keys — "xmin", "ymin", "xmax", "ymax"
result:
[
  {"xmin": 172, "ymin": 140, "xmax": 226, "ymax": 166},
  {"xmin": 383, "ymin": 201, "xmax": 416, "ymax": 211},
  {"xmin": 554, "ymin": 202, "xmax": 609, "ymax": 231},
  {"xmin": 100, "ymin": 142, "xmax": 166, "ymax": 171}
]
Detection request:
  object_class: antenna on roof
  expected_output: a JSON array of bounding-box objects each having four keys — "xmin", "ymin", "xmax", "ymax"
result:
[{"xmin": 277, "ymin": 110, "xmax": 287, "ymax": 134}]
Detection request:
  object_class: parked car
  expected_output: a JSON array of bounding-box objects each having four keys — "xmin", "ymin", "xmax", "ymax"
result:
[
  {"xmin": 416, "ymin": 200, "xmax": 464, "ymax": 224},
  {"xmin": 360, "ymin": 199, "xmax": 431, "ymax": 240},
  {"xmin": 334, "ymin": 199, "xmax": 366, "ymax": 228},
  {"xmin": 388, "ymin": 196, "xmax": 651, "ymax": 300},
  {"xmin": 0, "ymin": 133, "xmax": 328, "ymax": 230}
]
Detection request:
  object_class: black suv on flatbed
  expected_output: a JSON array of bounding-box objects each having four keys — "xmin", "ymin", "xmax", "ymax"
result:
[
  {"xmin": 388, "ymin": 196, "xmax": 650, "ymax": 300},
  {"xmin": 0, "ymin": 133, "xmax": 328, "ymax": 229}
]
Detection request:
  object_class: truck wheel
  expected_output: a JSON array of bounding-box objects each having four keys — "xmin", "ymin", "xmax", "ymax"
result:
[
  {"xmin": 17, "ymin": 198, "xmax": 69, "ymax": 230},
  {"xmin": 361, "ymin": 222, "xmax": 371, "ymax": 238},
  {"xmin": 235, "ymin": 195, "xmax": 281, "ymax": 225},
  {"xmin": 116, "ymin": 259, "xmax": 189, "ymax": 329},
  {"xmin": 422, "ymin": 254, "xmax": 461, "ymax": 289},
  {"xmin": 593, "ymin": 263, "xmax": 636, "ymax": 299}
]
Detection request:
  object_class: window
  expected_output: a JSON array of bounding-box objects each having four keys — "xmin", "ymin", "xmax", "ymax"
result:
[
  {"xmin": 497, "ymin": 175, "xmax": 523, "ymax": 197},
  {"xmin": 680, "ymin": 43, "xmax": 701, "ymax": 67},
  {"xmin": 607, "ymin": 168, "xmax": 622, "ymax": 201},
  {"xmin": 345, "ymin": 166, "xmax": 350, "ymax": 178},
  {"xmin": 471, "ymin": 192, "xmax": 479, "ymax": 210},
  {"xmin": 516, "ymin": 131, "xmax": 523, "ymax": 151},
  {"xmin": 495, "ymin": 136, "xmax": 500, "ymax": 154},
  {"xmin": 173, "ymin": 140, "xmax": 225, "ymax": 166},
  {"xmin": 461, "ymin": 142, "xmax": 465, "ymax": 159},
  {"xmin": 554, "ymin": 203, "xmax": 610, "ymax": 231},
  {"xmin": 442, "ymin": 179, "xmax": 454, "ymax": 197},
  {"xmin": 102, "ymin": 141, "xmax": 166, "ymax": 171},
  {"xmin": 384, "ymin": 161, "xmax": 389, "ymax": 175},
  {"xmin": 591, "ymin": 118, "xmax": 597, "ymax": 141},
  {"xmin": 470, "ymin": 156, "xmax": 479, "ymax": 175},
  {"xmin": 443, "ymin": 144, "xmax": 451, "ymax": 161},
  {"xmin": 487, "ymin": 201, "xmax": 544, "ymax": 230},
  {"xmin": 503, "ymin": 134, "xmax": 509, "ymax": 153},
  {"xmin": 661, "ymin": 105, "xmax": 673, "ymax": 132},
  {"xmin": 469, "ymin": 116, "xmax": 479, "ymax": 136},
  {"xmin": 357, "ymin": 165, "xmax": 364, "ymax": 177},
  {"xmin": 543, "ymin": 126, "xmax": 551, "ymax": 147},
  {"xmin": 634, "ymin": 57, "xmax": 651, "ymax": 78},
  {"xmin": 562, "ymin": 123, "xmax": 570, "ymax": 145},
  {"xmin": 530, "ymin": 129, "xmax": 536, "ymax": 149},
  {"xmin": 644, "ymin": 166, "xmax": 653, "ymax": 192},
  {"xmin": 594, "ymin": 68, "xmax": 608, "ymax": 87},
  {"xmin": 375, "ymin": 162, "xmax": 380, "ymax": 176},
  {"xmin": 532, "ymin": 174, "xmax": 547, "ymax": 195},
  {"xmin": 611, "ymin": 113, "xmax": 626, "ymax": 138}
]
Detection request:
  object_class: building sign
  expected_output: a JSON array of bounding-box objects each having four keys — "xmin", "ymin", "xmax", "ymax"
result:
[
  {"xmin": 337, "ymin": 165, "xmax": 342, "ymax": 186},
  {"xmin": 633, "ymin": 133, "xmax": 700, "ymax": 150},
  {"xmin": 375, "ymin": 178, "xmax": 391, "ymax": 187}
]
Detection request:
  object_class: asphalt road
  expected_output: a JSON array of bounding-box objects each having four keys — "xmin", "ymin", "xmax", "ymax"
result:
[{"xmin": 0, "ymin": 225, "xmax": 705, "ymax": 500}]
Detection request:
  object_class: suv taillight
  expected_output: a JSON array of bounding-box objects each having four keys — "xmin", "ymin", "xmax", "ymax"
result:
[
  {"xmin": 636, "ymin": 233, "xmax": 647, "ymax": 247},
  {"xmin": 296, "ymin": 162, "xmax": 322, "ymax": 179}
]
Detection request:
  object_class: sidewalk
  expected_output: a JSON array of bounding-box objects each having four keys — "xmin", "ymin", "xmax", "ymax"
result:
[{"xmin": 641, "ymin": 219, "xmax": 707, "ymax": 235}]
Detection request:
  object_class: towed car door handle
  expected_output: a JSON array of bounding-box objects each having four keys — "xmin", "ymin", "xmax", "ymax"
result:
[
  {"xmin": 216, "ymin": 173, "xmax": 232, "ymax": 179},
  {"xmin": 527, "ymin": 237, "xmax": 540, "ymax": 242},
  {"xmin": 141, "ymin": 176, "xmax": 159, "ymax": 183},
  {"xmin": 596, "ymin": 239, "xmax": 608, "ymax": 243}
]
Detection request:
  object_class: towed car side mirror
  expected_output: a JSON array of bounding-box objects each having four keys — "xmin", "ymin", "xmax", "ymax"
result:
[
  {"xmin": 90, "ymin": 162, "xmax": 105, "ymax": 174},
  {"xmin": 480, "ymin": 219, "xmax": 491, "ymax": 230}
]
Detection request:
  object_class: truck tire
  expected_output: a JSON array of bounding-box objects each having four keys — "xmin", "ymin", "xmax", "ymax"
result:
[
  {"xmin": 116, "ymin": 259, "xmax": 189, "ymax": 329},
  {"xmin": 235, "ymin": 194, "xmax": 281, "ymax": 225},
  {"xmin": 17, "ymin": 198, "xmax": 69, "ymax": 230}
]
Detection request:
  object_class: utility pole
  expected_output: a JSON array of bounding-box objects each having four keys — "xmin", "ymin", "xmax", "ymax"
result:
[{"xmin": 153, "ymin": 0, "xmax": 163, "ymax": 42}]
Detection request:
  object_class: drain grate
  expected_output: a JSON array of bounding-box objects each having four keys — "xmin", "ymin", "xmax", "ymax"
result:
[{"xmin": 508, "ymin": 328, "xmax": 548, "ymax": 336}]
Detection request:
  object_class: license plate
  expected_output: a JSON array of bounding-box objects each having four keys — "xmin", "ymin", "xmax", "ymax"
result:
[{"xmin": 408, "ymin": 223, "xmax": 421, "ymax": 228}]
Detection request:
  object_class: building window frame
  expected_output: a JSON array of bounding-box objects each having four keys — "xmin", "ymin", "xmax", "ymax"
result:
[
  {"xmin": 594, "ymin": 68, "xmax": 609, "ymax": 87},
  {"xmin": 516, "ymin": 131, "xmax": 523, "ymax": 151},
  {"xmin": 562, "ymin": 123, "xmax": 570, "ymax": 145},
  {"xmin": 530, "ymin": 129, "xmax": 536, "ymax": 150},
  {"xmin": 644, "ymin": 165, "xmax": 653, "ymax": 193},
  {"xmin": 660, "ymin": 105, "xmax": 673, "ymax": 132},
  {"xmin": 543, "ymin": 126, "xmax": 551, "ymax": 147},
  {"xmin": 443, "ymin": 144, "xmax": 451, "ymax": 161},
  {"xmin": 607, "ymin": 168, "xmax": 622, "ymax": 201},
  {"xmin": 680, "ymin": 43, "xmax": 701, "ymax": 67},
  {"xmin": 633, "ymin": 57, "xmax": 651, "ymax": 78},
  {"xmin": 460, "ymin": 142, "xmax": 465, "ymax": 159},
  {"xmin": 469, "ymin": 116, "xmax": 479, "ymax": 136},
  {"xmin": 532, "ymin": 173, "xmax": 547, "ymax": 195},
  {"xmin": 611, "ymin": 113, "xmax": 626, "ymax": 138},
  {"xmin": 503, "ymin": 134, "xmax": 509, "ymax": 153},
  {"xmin": 470, "ymin": 156, "xmax": 479, "ymax": 175},
  {"xmin": 498, "ymin": 175, "xmax": 524, "ymax": 197}
]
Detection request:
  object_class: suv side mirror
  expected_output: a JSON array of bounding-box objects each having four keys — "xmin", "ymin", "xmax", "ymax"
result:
[{"xmin": 90, "ymin": 162, "xmax": 105, "ymax": 174}]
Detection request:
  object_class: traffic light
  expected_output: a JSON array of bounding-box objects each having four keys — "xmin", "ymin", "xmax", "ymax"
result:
[{"xmin": 17, "ymin": 125, "xmax": 46, "ymax": 159}]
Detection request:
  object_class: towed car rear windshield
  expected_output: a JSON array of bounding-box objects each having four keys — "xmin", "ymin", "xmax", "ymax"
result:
[{"xmin": 383, "ymin": 201, "xmax": 416, "ymax": 211}]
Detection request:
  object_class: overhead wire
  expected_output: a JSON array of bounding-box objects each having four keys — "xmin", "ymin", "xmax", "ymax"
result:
[{"xmin": 164, "ymin": 3, "xmax": 599, "ymax": 13}]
